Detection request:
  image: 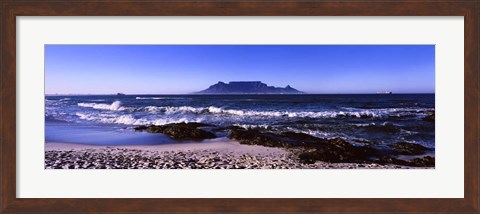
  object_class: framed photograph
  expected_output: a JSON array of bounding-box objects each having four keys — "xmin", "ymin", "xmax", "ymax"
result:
[{"xmin": 1, "ymin": 0, "xmax": 478, "ymax": 213}]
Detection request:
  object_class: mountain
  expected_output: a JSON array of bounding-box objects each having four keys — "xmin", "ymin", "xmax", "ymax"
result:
[{"xmin": 196, "ymin": 81, "xmax": 305, "ymax": 94}]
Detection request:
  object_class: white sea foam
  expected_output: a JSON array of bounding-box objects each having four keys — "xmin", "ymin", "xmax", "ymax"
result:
[
  {"xmin": 143, "ymin": 105, "xmax": 386, "ymax": 118},
  {"xmin": 284, "ymin": 127, "xmax": 332, "ymax": 138},
  {"xmin": 150, "ymin": 118, "xmax": 203, "ymax": 126},
  {"xmin": 75, "ymin": 112, "xmax": 202, "ymax": 126},
  {"xmin": 341, "ymin": 106, "xmax": 434, "ymax": 113},
  {"xmin": 46, "ymin": 98, "xmax": 70, "ymax": 105},
  {"xmin": 76, "ymin": 112, "xmax": 146, "ymax": 125},
  {"xmin": 353, "ymin": 123, "xmax": 377, "ymax": 127},
  {"xmin": 136, "ymin": 97, "xmax": 187, "ymax": 100},
  {"xmin": 78, "ymin": 101, "xmax": 126, "ymax": 111},
  {"xmin": 233, "ymin": 124, "xmax": 273, "ymax": 130},
  {"xmin": 136, "ymin": 97, "xmax": 165, "ymax": 100},
  {"xmin": 45, "ymin": 99, "xmax": 56, "ymax": 104}
]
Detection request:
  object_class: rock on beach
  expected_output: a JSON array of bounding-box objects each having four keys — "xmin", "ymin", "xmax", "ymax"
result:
[{"xmin": 47, "ymin": 122, "xmax": 435, "ymax": 169}]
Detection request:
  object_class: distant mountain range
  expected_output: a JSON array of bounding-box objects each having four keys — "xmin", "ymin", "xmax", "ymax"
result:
[{"xmin": 196, "ymin": 81, "xmax": 305, "ymax": 94}]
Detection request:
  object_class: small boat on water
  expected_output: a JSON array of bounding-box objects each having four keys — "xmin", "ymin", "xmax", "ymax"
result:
[{"xmin": 376, "ymin": 91, "xmax": 393, "ymax": 94}]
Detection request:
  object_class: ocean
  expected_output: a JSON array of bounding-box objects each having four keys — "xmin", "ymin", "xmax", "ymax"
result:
[{"xmin": 45, "ymin": 94, "xmax": 435, "ymax": 150}]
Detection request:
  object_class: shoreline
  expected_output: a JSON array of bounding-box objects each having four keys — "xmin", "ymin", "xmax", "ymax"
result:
[
  {"xmin": 45, "ymin": 141, "xmax": 426, "ymax": 169},
  {"xmin": 46, "ymin": 140, "xmax": 289, "ymax": 156}
]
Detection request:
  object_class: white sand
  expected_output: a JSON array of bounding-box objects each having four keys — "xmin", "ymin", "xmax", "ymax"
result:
[
  {"xmin": 45, "ymin": 141, "xmax": 421, "ymax": 169},
  {"xmin": 45, "ymin": 140, "xmax": 289, "ymax": 156}
]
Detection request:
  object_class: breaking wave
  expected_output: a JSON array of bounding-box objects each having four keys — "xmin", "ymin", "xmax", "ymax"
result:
[
  {"xmin": 46, "ymin": 94, "xmax": 435, "ymax": 148},
  {"xmin": 354, "ymin": 122, "xmax": 402, "ymax": 133},
  {"xmin": 75, "ymin": 112, "xmax": 202, "ymax": 126},
  {"xmin": 76, "ymin": 112, "xmax": 144, "ymax": 125},
  {"xmin": 78, "ymin": 101, "xmax": 126, "ymax": 111},
  {"xmin": 136, "ymin": 97, "xmax": 188, "ymax": 100},
  {"xmin": 143, "ymin": 105, "xmax": 389, "ymax": 119}
]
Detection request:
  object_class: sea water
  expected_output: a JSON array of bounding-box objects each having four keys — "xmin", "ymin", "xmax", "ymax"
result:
[{"xmin": 45, "ymin": 94, "xmax": 435, "ymax": 150}]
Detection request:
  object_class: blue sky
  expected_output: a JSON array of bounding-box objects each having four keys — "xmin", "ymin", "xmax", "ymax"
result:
[{"xmin": 45, "ymin": 45, "xmax": 434, "ymax": 94}]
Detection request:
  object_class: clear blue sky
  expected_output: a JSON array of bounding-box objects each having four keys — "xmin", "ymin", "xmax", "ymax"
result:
[{"xmin": 45, "ymin": 45, "xmax": 434, "ymax": 94}]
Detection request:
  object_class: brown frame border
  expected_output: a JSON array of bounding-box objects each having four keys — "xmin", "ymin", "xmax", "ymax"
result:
[{"xmin": 1, "ymin": 0, "xmax": 478, "ymax": 213}]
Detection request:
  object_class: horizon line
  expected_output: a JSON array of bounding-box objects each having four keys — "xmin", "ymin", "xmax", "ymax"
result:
[{"xmin": 45, "ymin": 92, "xmax": 436, "ymax": 96}]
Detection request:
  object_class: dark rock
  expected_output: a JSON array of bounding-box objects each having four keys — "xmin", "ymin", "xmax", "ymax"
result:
[
  {"xmin": 408, "ymin": 156, "xmax": 435, "ymax": 167},
  {"xmin": 298, "ymin": 138, "xmax": 377, "ymax": 164},
  {"xmin": 229, "ymin": 129, "xmax": 326, "ymax": 148},
  {"xmin": 227, "ymin": 128, "xmax": 434, "ymax": 167},
  {"xmin": 229, "ymin": 129, "xmax": 290, "ymax": 148},
  {"xmin": 224, "ymin": 125, "xmax": 245, "ymax": 131},
  {"xmin": 422, "ymin": 112, "xmax": 435, "ymax": 122},
  {"xmin": 376, "ymin": 156, "xmax": 435, "ymax": 167},
  {"xmin": 179, "ymin": 122, "xmax": 213, "ymax": 128},
  {"xmin": 134, "ymin": 122, "xmax": 216, "ymax": 140},
  {"xmin": 389, "ymin": 142, "xmax": 430, "ymax": 155},
  {"xmin": 352, "ymin": 139, "xmax": 377, "ymax": 145},
  {"xmin": 280, "ymin": 131, "xmax": 320, "ymax": 143},
  {"xmin": 133, "ymin": 125, "xmax": 149, "ymax": 131},
  {"xmin": 212, "ymin": 125, "xmax": 246, "ymax": 132},
  {"xmin": 228, "ymin": 129, "xmax": 377, "ymax": 164}
]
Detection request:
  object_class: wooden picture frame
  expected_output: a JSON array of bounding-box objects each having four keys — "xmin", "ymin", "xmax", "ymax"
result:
[{"xmin": 1, "ymin": 0, "xmax": 478, "ymax": 213}]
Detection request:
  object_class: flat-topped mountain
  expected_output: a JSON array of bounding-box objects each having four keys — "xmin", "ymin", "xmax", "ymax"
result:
[{"xmin": 196, "ymin": 81, "xmax": 305, "ymax": 94}]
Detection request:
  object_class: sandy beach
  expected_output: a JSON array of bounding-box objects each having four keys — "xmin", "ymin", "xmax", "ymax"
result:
[{"xmin": 45, "ymin": 141, "xmax": 419, "ymax": 169}]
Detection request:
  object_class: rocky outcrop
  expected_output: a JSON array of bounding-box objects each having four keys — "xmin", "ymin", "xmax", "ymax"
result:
[
  {"xmin": 389, "ymin": 142, "xmax": 430, "ymax": 155},
  {"xmin": 196, "ymin": 81, "xmax": 304, "ymax": 94},
  {"xmin": 228, "ymin": 128, "xmax": 377, "ymax": 164},
  {"xmin": 229, "ymin": 128, "xmax": 292, "ymax": 148},
  {"xmin": 297, "ymin": 138, "xmax": 377, "ymax": 164},
  {"xmin": 134, "ymin": 123, "xmax": 434, "ymax": 167},
  {"xmin": 422, "ymin": 112, "xmax": 435, "ymax": 122},
  {"xmin": 376, "ymin": 156, "xmax": 435, "ymax": 167},
  {"xmin": 134, "ymin": 122, "xmax": 216, "ymax": 140},
  {"xmin": 227, "ymin": 128, "xmax": 434, "ymax": 166}
]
